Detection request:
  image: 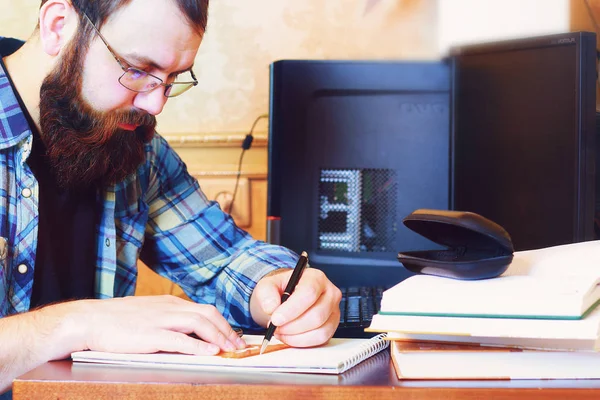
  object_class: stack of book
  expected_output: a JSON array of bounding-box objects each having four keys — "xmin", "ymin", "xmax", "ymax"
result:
[{"xmin": 365, "ymin": 240, "xmax": 600, "ymax": 380}]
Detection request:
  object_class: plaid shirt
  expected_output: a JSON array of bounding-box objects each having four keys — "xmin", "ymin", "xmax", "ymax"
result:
[{"xmin": 0, "ymin": 58, "xmax": 297, "ymax": 329}]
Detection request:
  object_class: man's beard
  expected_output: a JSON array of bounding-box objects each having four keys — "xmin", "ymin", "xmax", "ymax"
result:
[{"xmin": 39, "ymin": 41, "xmax": 157, "ymax": 190}]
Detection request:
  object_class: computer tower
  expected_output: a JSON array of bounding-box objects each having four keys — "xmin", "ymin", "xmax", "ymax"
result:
[{"xmin": 268, "ymin": 60, "xmax": 451, "ymax": 288}]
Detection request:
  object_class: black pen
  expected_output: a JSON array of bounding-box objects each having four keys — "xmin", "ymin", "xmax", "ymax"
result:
[{"xmin": 259, "ymin": 251, "xmax": 309, "ymax": 354}]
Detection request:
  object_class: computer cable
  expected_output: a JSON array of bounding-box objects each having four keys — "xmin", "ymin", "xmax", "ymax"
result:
[{"xmin": 227, "ymin": 113, "xmax": 269, "ymax": 215}]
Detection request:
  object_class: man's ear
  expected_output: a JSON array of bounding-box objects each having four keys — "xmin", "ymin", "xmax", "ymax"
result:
[{"xmin": 38, "ymin": 0, "xmax": 79, "ymax": 57}]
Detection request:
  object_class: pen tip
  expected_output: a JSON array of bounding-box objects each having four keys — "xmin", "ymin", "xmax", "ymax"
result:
[{"xmin": 259, "ymin": 339, "xmax": 269, "ymax": 355}]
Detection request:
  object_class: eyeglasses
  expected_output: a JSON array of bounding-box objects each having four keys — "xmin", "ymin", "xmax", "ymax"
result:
[{"xmin": 81, "ymin": 12, "xmax": 198, "ymax": 98}]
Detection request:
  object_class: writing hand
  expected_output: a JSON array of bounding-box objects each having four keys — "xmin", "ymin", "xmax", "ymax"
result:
[{"xmin": 250, "ymin": 268, "xmax": 342, "ymax": 347}]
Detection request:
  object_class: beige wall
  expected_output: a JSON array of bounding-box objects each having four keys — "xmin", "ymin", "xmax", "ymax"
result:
[
  {"xmin": 0, "ymin": 1, "xmax": 39, "ymax": 40},
  {"xmin": 438, "ymin": 0, "xmax": 570, "ymax": 55}
]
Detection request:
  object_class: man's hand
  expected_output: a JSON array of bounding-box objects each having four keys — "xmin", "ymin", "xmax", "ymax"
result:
[
  {"xmin": 0, "ymin": 295, "xmax": 246, "ymax": 393},
  {"xmin": 250, "ymin": 268, "xmax": 342, "ymax": 347},
  {"xmin": 66, "ymin": 295, "xmax": 247, "ymax": 356}
]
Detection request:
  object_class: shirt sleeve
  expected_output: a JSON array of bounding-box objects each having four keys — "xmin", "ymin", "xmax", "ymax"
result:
[{"xmin": 139, "ymin": 135, "xmax": 298, "ymax": 329}]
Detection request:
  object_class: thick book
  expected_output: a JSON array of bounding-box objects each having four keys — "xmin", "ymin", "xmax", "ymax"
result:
[
  {"xmin": 384, "ymin": 240, "xmax": 600, "ymax": 319},
  {"xmin": 366, "ymin": 306, "xmax": 600, "ymax": 351},
  {"xmin": 383, "ymin": 331, "xmax": 600, "ymax": 352},
  {"xmin": 390, "ymin": 340, "xmax": 600, "ymax": 380},
  {"xmin": 71, "ymin": 334, "xmax": 389, "ymax": 374}
]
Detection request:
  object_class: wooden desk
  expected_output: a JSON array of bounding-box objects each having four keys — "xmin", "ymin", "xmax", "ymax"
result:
[{"xmin": 13, "ymin": 351, "xmax": 600, "ymax": 400}]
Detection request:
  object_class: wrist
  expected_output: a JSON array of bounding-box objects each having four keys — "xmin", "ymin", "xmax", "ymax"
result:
[{"xmin": 34, "ymin": 300, "xmax": 91, "ymax": 360}]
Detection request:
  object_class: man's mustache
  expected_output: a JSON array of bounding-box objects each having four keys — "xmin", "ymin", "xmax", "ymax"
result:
[
  {"xmin": 76, "ymin": 108, "xmax": 157, "ymax": 145},
  {"xmin": 119, "ymin": 109, "xmax": 157, "ymax": 127}
]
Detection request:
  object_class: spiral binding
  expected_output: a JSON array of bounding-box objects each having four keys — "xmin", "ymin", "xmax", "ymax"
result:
[{"xmin": 340, "ymin": 333, "xmax": 389, "ymax": 373}]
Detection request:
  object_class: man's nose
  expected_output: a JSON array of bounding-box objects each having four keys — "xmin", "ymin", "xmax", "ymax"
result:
[{"xmin": 132, "ymin": 87, "xmax": 168, "ymax": 116}]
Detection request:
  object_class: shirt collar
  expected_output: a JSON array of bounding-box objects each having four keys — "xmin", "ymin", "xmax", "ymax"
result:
[
  {"xmin": 0, "ymin": 45, "xmax": 33, "ymax": 150},
  {"xmin": 0, "ymin": 40, "xmax": 119, "ymax": 197}
]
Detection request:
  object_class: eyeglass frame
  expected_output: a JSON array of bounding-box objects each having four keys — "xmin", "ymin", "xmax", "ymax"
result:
[{"xmin": 80, "ymin": 12, "xmax": 198, "ymax": 98}]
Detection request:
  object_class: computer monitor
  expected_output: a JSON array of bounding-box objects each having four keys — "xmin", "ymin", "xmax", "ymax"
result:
[
  {"xmin": 267, "ymin": 60, "xmax": 451, "ymax": 288},
  {"xmin": 450, "ymin": 31, "xmax": 597, "ymax": 251}
]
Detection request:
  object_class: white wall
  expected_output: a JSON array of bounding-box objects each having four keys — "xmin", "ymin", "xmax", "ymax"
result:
[{"xmin": 437, "ymin": 0, "xmax": 570, "ymax": 56}]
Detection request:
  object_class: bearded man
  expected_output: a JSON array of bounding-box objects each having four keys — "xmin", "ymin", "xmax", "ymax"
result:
[{"xmin": 0, "ymin": 0, "xmax": 341, "ymax": 394}]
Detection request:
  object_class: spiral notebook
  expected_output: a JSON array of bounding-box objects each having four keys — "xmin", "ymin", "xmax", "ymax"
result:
[{"xmin": 71, "ymin": 334, "xmax": 389, "ymax": 374}]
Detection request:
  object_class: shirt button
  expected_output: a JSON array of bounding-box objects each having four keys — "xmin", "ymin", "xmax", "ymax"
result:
[
  {"xmin": 22, "ymin": 188, "xmax": 32, "ymax": 198},
  {"xmin": 105, "ymin": 239, "xmax": 111, "ymax": 247},
  {"xmin": 17, "ymin": 264, "xmax": 28, "ymax": 274}
]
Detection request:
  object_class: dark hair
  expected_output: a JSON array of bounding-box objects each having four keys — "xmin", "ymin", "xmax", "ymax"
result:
[{"xmin": 40, "ymin": 0, "xmax": 209, "ymax": 35}]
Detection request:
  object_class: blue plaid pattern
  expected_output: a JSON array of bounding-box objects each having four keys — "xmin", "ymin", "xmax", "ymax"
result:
[{"xmin": 0, "ymin": 62, "xmax": 297, "ymax": 329}]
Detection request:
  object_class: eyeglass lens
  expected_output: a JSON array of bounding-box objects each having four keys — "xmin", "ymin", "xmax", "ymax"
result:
[{"xmin": 119, "ymin": 69, "xmax": 195, "ymax": 97}]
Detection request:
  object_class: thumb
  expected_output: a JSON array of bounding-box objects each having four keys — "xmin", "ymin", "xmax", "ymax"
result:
[{"xmin": 255, "ymin": 277, "xmax": 283, "ymax": 315}]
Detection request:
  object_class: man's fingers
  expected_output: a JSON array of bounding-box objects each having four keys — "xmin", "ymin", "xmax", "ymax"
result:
[
  {"xmin": 147, "ymin": 330, "xmax": 222, "ymax": 355},
  {"xmin": 274, "ymin": 287, "xmax": 341, "ymax": 336},
  {"xmin": 270, "ymin": 272, "xmax": 327, "ymax": 326},
  {"xmin": 274, "ymin": 309, "xmax": 340, "ymax": 348},
  {"xmin": 159, "ymin": 311, "xmax": 241, "ymax": 352},
  {"xmin": 164, "ymin": 302, "xmax": 246, "ymax": 350}
]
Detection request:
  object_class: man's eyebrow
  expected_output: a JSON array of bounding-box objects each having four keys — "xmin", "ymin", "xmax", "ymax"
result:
[{"xmin": 123, "ymin": 53, "xmax": 194, "ymax": 75}]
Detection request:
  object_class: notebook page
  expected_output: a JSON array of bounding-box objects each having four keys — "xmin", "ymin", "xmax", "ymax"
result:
[
  {"xmin": 71, "ymin": 334, "xmax": 389, "ymax": 375},
  {"xmin": 507, "ymin": 240, "xmax": 600, "ymax": 278}
]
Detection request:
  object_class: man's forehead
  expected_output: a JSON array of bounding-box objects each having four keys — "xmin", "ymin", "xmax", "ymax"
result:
[
  {"xmin": 99, "ymin": 0, "xmax": 203, "ymax": 42},
  {"xmin": 97, "ymin": 0, "xmax": 203, "ymax": 71}
]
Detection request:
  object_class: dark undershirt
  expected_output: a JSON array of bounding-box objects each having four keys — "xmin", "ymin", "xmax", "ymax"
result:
[{"xmin": 0, "ymin": 37, "xmax": 98, "ymax": 308}]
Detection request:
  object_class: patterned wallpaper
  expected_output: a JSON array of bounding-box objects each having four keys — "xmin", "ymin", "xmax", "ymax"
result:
[{"xmin": 0, "ymin": 0, "xmax": 437, "ymax": 135}]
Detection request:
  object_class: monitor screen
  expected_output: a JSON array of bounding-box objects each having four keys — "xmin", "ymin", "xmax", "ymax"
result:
[
  {"xmin": 268, "ymin": 60, "xmax": 451, "ymax": 288},
  {"xmin": 450, "ymin": 32, "xmax": 597, "ymax": 251}
]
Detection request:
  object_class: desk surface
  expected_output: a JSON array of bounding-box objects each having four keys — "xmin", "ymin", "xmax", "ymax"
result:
[{"xmin": 13, "ymin": 351, "xmax": 600, "ymax": 400}]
